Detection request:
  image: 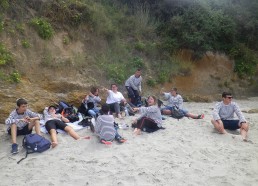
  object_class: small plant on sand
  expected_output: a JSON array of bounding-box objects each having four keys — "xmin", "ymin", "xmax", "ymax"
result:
[
  {"xmin": 21, "ymin": 40, "xmax": 31, "ymax": 48},
  {"xmin": 9, "ymin": 70, "xmax": 21, "ymax": 83}
]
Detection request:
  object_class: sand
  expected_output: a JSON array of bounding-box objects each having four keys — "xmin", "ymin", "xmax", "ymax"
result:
[{"xmin": 0, "ymin": 98, "xmax": 258, "ymax": 186}]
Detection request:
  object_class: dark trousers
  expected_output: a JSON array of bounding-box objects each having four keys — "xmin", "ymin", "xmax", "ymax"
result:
[
  {"xmin": 135, "ymin": 117, "xmax": 160, "ymax": 133},
  {"xmin": 125, "ymin": 86, "xmax": 140, "ymax": 106}
]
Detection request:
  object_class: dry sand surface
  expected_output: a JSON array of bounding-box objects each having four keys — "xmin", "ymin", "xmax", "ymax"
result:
[{"xmin": 0, "ymin": 98, "xmax": 258, "ymax": 186}]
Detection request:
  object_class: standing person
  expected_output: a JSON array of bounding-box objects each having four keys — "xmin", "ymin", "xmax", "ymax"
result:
[
  {"xmin": 5, "ymin": 98, "xmax": 41, "ymax": 154},
  {"xmin": 125, "ymin": 69, "xmax": 142, "ymax": 106},
  {"xmin": 132, "ymin": 95, "xmax": 163, "ymax": 135},
  {"xmin": 104, "ymin": 84, "xmax": 127, "ymax": 119},
  {"xmin": 44, "ymin": 105, "xmax": 90, "ymax": 148},
  {"xmin": 95, "ymin": 104, "xmax": 126, "ymax": 144},
  {"xmin": 211, "ymin": 92, "xmax": 249, "ymax": 141},
  {"xmin": 160, "ymin": 87, "xmax": 204, "ymax": 119},
  {"xmin": 82, "ymin": 86, "xmax": 101, "ymax": 118}
]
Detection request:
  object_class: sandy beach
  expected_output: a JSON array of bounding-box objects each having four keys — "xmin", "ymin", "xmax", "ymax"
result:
[{"xmin": 0, "ymin": 98, "xmax": 258, "ymax": 186}]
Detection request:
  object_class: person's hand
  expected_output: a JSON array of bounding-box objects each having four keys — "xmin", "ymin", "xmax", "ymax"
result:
[
  {"xmin": 132, "ymin": 119, "xmax": 137, "ymax": 124},
  {"xmin": 133, "ymin": 108, "xmax": 139, "ymax": 112}
]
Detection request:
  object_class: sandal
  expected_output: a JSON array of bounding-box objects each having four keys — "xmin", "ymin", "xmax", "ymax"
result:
[{"xmin": 196, "ymin": 114, "xmax": 204, "ymax": 119}]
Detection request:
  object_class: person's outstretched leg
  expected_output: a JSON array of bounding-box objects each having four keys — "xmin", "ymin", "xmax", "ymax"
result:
[{"xmin": 64, "ymin": 126, "xmax": 90, "ymax": 140}]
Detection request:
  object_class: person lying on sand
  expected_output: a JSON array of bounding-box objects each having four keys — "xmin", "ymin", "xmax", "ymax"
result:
[
  {"xmin": 211, "ymin": 92, "xmax": 249, "ymax": 141},
  {"xmin": 43, "ymin": 105, "xmax": 90, "ymax": 148}
]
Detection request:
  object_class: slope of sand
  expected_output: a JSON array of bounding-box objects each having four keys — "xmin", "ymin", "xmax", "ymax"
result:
[{"xmin": 0, "ymin": 98, "xmax": 258, "ymax": 186}]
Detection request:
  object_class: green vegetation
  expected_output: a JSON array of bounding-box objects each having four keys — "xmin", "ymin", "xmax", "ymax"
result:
[
  {"xmin": 21, "ymin": 40, "xmax": 31, "ymax": 48},
  {"xmin": 0, "ymin": 0, "xmax": 258, "ymax": 87},
  {"xmin": 0, "ymin": 43, "xmax": 13, "ymax": 65},
  {"xmin": 30, "ymin": 18, "xmax": 54, "ymax": 39},
  {"xmin": 8, "ymin": 70, "xmax": 21, "ymax": 83}
]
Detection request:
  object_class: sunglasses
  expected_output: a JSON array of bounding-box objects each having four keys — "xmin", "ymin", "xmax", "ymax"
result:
[{"xmin": 226, "ymin": 96, "xmax": 233, "ymax": 99}]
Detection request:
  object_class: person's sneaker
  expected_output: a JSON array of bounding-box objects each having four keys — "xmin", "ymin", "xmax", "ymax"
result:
[{"xmin": 11, "ymin": 143, "xmax": 18, "ymax": 154}]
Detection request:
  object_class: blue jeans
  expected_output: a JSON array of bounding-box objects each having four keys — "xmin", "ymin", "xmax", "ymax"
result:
[
  {"xmin": 88, "ymin": 108, "xmax": 100, "ymax": 117},
  {"xmin": 161, "ymin": 106, "xmax": 188, "ymax": 116},
  {"xmin": 114, "ymin": 125, "xmax": 122, "ymax": 139}
]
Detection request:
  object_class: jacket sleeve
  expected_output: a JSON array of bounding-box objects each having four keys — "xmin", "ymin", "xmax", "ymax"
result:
[
  {"xmin": 233, "ymin": 103, "xmax": 246, "ymax": 123},
  {"xmin": 177, "ymin": 95, "xmax": 184, "ymax": 109},
  {"xmin": 212, "ymin": 102, "xmax": 221, "ymax": 120},
  {"xmin": 5, "ymin": 111, "xmax": 19, "ymax": 125},
  {"xmin": 128, "ymin": 76, "xmax": 138, "ymax": 90}
]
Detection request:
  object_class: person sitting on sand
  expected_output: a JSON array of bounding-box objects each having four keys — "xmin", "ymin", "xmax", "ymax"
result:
[
  {"xmin": 211, "ymin": 92, "xmax": 249, "ymax": 141},
  {"xmin": 132, "ymin": 95, "xmax": 163, "ymax": 135},
  {"xmin": 44, "ymin": 105, "xmax": 90, "ymax": 148},
  {"xmin": 160, "ymin": 87, "xmax": 204, "ymax": 119},
  {"xmin": 95, "ymin": 104, "xmax": 126, "ymax": 144},
  {"xmin": 5, "ymin": 98, "xmax": 41, "ymax": 154},
  {"xmin": 82, "ymin": 86, "xmax": 101, "ymax": 118},
  {"xmin": 103, "ymin": 84, "xmax": 127, "ymax": 119}
]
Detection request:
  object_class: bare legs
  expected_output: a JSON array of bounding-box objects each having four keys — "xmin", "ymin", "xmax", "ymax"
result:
[
  {"xmin": 240, "ymin": 122, "xmax": 249, "ymax": 141},
  {"xmin": 211, "ymin": 119, "xmax": 227, "ymax": 134},
  {"xmin": 50, "ymin": 126, "xmax": 90, "ymax": 148},
  {"xmin": 211, "ymin": 119, "xmax": 249, "ymax": 141}
]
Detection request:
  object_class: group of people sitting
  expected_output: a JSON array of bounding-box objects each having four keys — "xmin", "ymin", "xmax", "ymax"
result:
[{"xmin": 5, "ymin": 69, "xmax": 250, "ymax": 154}]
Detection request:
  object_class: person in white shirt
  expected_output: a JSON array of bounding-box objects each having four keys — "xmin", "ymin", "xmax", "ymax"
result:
[
  {"xmin": 211, "ymin": 92, "xmax": 249, "ymax": 141},
  {"xmin": 104, "ymin": 84, "xmax": 127, "ymax": 118}
]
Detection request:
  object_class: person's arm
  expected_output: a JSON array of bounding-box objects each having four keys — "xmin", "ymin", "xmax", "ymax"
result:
[
  {"xmin": 212, "ymin": 102, "xmax": 221, "ymax": 121},
  {"xmin": 233, "ymin": 103, "xmax": 246, "ymax": 123},
  {"xmin": 5, "ymin": 111, "xmax": 20, "ymax": 125},
  {"xmin": 27, "ymin": 110, "xmax": 40, "ymax": 122},
  {"xmin": 128, "ymin": 76, "xmax": 138, "ymax": 90},
  {"xmin": 138, "ymin": 77, "xmax": 142, "ymax": 93},
  {"xmin": 177, "ymin": 95, "xmax": 184, "ymax": 109},
  {"xmin": 61, "ymin": 114, "xmax": 70, "ymax": 123}
]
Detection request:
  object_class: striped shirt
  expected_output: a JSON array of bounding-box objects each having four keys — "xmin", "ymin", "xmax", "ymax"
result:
[
  {"xmin": 163, "ymin": 93, "xmax": 183, "ymax": 109},
  {"xmin": 138, "ymin": 105, "xmax": 162, "ymax": 127},
  {"xmin": 125, "ymin": 75, "xmax": 142, "ymax": 92},
  {"xmin": 43, "ymin": 107, "xmax": 62, "ymax": 122},
  {"xmin": 5, "ymin": 109, "xmax": 40, "ymax": 131},
  {"xmin": 85, "ymin": 95, "xmax": 101, "ymax": 109},
  {"xmin": 95, "ymin": 115, "xmax": 116, "ymax": 141},
  {"xmin": 212, "ymin": 101, "xmax": 246, "ymax": 123}
]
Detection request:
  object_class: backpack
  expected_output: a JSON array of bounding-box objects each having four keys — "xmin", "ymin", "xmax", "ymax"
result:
[
  {"xmin": 170, "ymin": 106, "xmax": 185, "ymax": 120},
  {"xmin": 17, "ymin": 134, "xmax": 51, "ymax": 164},
  {"xmin": 57, "ymin": 101, "xmax": 79, "ymax": 122}
]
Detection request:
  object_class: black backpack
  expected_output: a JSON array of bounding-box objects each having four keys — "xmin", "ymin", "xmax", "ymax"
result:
[
  {"xmin": 170, "ymin": 106, "xmax": 185, "ymax": 120},
  {"xmin": 57, "ymin": 101, "xmax": 79, "ymax": 122},
  {"xmin": 17, "ymin": 134, "xmax": 51, "ymax": 164}
]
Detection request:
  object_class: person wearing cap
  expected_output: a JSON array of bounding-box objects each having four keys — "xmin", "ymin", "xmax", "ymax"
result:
[
  {"xmin": 211, "ymin": 92, "xmax": 249, "ymax": 141},
  {"xmin": 125, "ymin": 69, "xmax": 142, "ymax": 106},
  {"xmin": 43, "ymin": 105, "xmax": 90, "ymax": 148},
  {"xmin": 160, "ymin": 87, "xmax": 204, "ymax": 119},
  {"xmin": 5, "ymin": 98, "xmax": 41, "ymax": 154}
]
